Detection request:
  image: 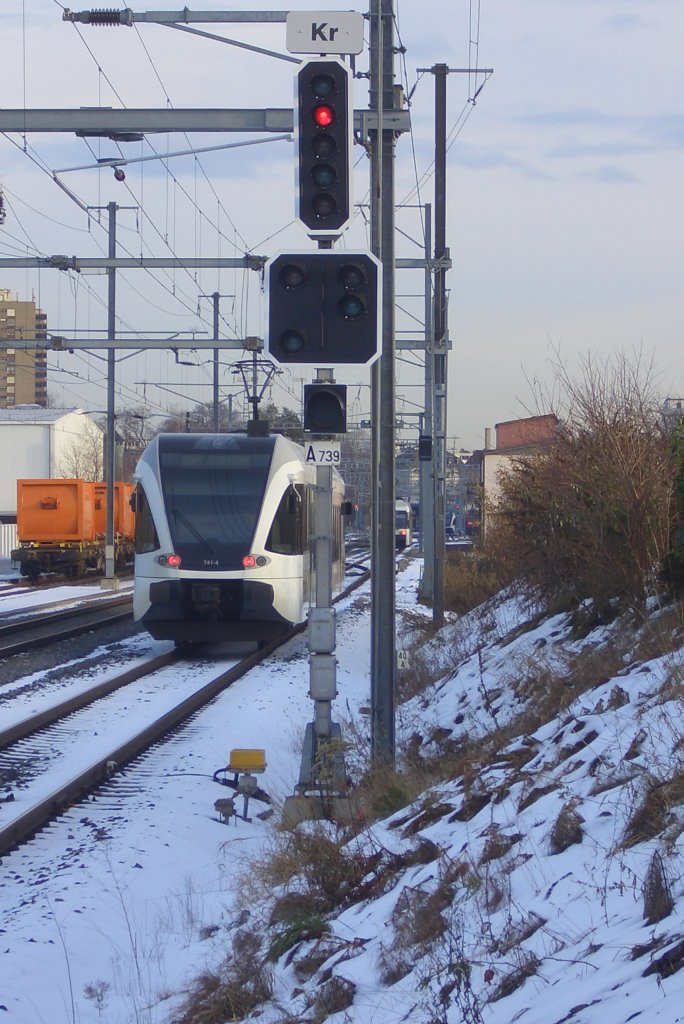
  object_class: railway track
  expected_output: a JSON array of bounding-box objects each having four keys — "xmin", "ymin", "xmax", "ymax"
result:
[
  {"xmin": 0, "ymin": 636, "xmax": 286, "ymax": 856},
  {"xmin": 0, "ymin": 566, "xmax": 371, "ymax": 857},
  {"xmin": 0, "ymin": 590, "xmax": 133, "ymax": 658}
]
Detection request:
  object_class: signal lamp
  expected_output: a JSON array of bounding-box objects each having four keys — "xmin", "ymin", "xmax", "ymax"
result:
[
  {"xmin": 312, "ymin": 164, "xmax": 336, "ymax": 187},
  {"xmin": 312, "ymin": 194, "xmax": 337, "ymax": 217},
  {"xmin": 242, "ymin": 554, "xmax": 257, "ymax": 568},
  {"xmin": 312, "ymin": 135, "xmax": 336, "ymax": 159},
  {"xmin": 339, "ymin": 263, "xmax": 366, "ymax": 290},
  {"xmin": 311, "ymin": 73, "xmax": 335, "ymax": 97},
  {"xmin": 338, "ymin": 293, "xmax": 365, "ymax": 319},
  {"xmin": 167, "ymin": 553, "xmax": 182, "ymax": 567},
  {"xmin": 280, "ymin": 263, "xmax": 307, "ymax": 290},
  {"xmin": 304, "ymin": 383, "xmax": 347, "ymax": 434},
  {"xmin": 313, "ymin": 104, "xmax": 334, "ymax": 128},
  {"xmin": 279, "ymin": 330, "xmax": 306, "ymax": 354}
]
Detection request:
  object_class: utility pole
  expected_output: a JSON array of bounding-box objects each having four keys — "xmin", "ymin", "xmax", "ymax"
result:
[
  {"xmin": 419, "ymin": 203, "xmax": 435, "ymax": 600},
  {"xmin": 198, "ymin": 290, "xmax": 234, "ymax": 431},
  {"xmin": 417, "ymin": 62, "xmax": 492, "ymax": 622},
  {"xmin": 370, "ymin": 0, "xmax": 397, "ymax": 766},
  {"xmin": 212, "ymin": 292, "xmax": 221, "ymax": 432},
  {"xmin": 104, "ymin": 201, "xmax": 117, "ymax": 587},
  {"xmin": 432, "ymin": 64, "xmax": 449, "ymax": 626}
]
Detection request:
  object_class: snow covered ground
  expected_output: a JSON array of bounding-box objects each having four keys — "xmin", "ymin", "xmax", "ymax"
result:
[{"xmin": 2, "ymin": 558, "xmax": 684, "ymax": 1024}]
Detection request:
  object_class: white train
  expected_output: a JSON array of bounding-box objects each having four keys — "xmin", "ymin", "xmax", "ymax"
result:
[
  {"xmin": 133, "ymin": 432, "xmax": 346, "ymax": 643},
  {"xmin": 395, "ymin": 499, "xmax": 413, "ymax": 550}
]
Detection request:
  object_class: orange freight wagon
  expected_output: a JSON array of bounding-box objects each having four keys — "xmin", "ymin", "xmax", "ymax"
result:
[
  {"xmin": 11, "ymin": 478, "xmax": 136, "ymax": 582},
  {"xmin": 93, "ymin": 482, "xmax": 135, "ymax": 540},
  {"xmin": 16, "ymin": 479, "xmax": 96, "ymax": 543}
]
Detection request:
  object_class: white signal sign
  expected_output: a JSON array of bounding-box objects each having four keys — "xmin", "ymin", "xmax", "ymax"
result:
[
  {"xmin": 286, "ymin": 11, "xmax": 365, "ymax": 55},
  {"xmin": 305, "ymin": 441, "xmax": 341, "ymax": 465}
]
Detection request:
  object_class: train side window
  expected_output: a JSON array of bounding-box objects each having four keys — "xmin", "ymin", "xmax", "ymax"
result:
[
  {"xmin": 134, "ymin": 484, "xmax": 160, "ymax": 554},
  {"xmin": 266, "ymin": 484, "xmax": 303, "ymax": 555}
]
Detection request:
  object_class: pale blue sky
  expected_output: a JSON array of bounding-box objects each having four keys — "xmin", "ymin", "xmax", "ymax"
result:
[{"xmin": 1, "ymin": 0, "xmax": 682, "ymax": 448}]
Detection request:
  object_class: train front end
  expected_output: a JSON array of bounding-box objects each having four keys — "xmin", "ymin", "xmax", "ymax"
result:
[{"xmin": 133, "ymin": 433, "xmax": 311, "ymax": 643}]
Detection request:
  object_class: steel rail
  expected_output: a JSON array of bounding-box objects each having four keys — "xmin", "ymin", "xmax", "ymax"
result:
[
  {"xmin": 0, "ymin": 647, "xmax": 181, "ymax": 749},
  {"xmin": 0, "ymin": 594, "xmax": 133, "ymax": 658},
  {"xmin": 0, "ymin": 568, "xmax": 371, "ymax": 856}
]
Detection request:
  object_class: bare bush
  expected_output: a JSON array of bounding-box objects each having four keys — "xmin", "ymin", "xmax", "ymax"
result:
[{"xmin": 491, "ymin": 351, "xmax": 676, "ymax": 617}]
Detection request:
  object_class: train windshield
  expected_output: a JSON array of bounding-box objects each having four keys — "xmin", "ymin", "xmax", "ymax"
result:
[{"xmin": 159, "ymin": 448, "xmax": 272, "ymax": 570}]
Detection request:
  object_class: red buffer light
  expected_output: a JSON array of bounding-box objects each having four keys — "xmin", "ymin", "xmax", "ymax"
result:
[
  {"xmin": 167, "ymin": 553, "xmax": 182, "ymax": 567},
  {"xmin": 242, "ymin": 554, "xmax": 257, "ymax": 569}
]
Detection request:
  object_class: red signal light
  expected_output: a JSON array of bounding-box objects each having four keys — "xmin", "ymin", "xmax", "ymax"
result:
[
  {"xmin": 242, "ymin": 554, "xmax": 257, "ymax": 569},
  {"xmin": 167, "ymin": 553, "xmax": 182, "ymax": 567},
  {"xmin": 313, "ymin": 104, "xmax": 334, "ymax": 128}
]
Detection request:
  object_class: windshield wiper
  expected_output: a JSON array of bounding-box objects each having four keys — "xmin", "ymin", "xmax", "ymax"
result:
[{"xmin": 170, "ymin": 507, "xmax": 216, "ymax": 554}]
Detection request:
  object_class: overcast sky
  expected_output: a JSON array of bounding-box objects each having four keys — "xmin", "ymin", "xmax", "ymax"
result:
[{"xmin": 0, "ymin": 0, "xmax": 682, "ymax": 449}]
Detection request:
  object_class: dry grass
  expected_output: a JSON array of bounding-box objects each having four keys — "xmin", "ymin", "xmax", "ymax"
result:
[
  {"xmin": 643, "ymin": 852, "xmax": 675, "ymax": 924},
  {"xmin": 548, "ymin": 800, "xmax": 585, "ymax": 854},
  {"xmin": 443, "ymin": 542, "xmax": 518, "ymax": 616},
  {"xmin": 171, "ymin": 961, "xmax": 273, "ymax": 1024},
  {"xmin": 238, "ymin": 822, "xmax": 371, "ymax": 915},
  {"xmin": 487, "ymin": 953, "xmax": 540, "ymax": 1003},
  {"xmin": 378, "ymin": 868, "xmax": 456, "ymax": 985},
  {"xmin": 623, "ymin": 772, "xmax": 684, "ymax": 847}
]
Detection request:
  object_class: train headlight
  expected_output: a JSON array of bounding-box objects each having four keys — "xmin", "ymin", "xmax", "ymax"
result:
[
  {"xmin": 242, "ymin": 554, "xmax": 268, "ymax": 569},
  {"xmin": 158, "ymin": 553, "xmax": 182, "ymax": 567}
]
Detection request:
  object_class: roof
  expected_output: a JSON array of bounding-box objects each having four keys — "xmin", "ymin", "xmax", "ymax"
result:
[{"xmin": 0, "ymin": 406, "xmax": 83, "ymax": 424}]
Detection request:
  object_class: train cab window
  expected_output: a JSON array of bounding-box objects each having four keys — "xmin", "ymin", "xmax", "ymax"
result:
[
  {"xmin": 134, "ymin": 485, "xmax": 160, "ymax": 554},
  {"xmin": 266, "ymin": 484, "xmax": 303, "ymax": 555}
]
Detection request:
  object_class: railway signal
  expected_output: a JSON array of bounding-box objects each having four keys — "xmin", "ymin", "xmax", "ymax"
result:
[
  {"xmin": 265, "ymin": 251, "xmax": 381, "ymax": 366},
  {"xmin": 304, "ymin": 383, "xmax": 347, "ymax": 433},
  {"xmin": 296, "ymin": 58, "xmax": 352, "ymax": 236}
]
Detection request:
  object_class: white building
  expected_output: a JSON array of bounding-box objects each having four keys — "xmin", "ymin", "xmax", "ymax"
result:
[{"xmin": 0, "ymin": 406, "xmax": 103, "ymax": 523}]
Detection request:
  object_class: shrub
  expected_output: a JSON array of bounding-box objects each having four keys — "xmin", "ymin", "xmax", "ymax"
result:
[
  {"xmin": 491, "ymin": 352, "xmax": 676, "ymax": 617},
  {"xmin": 443, "ymin": 541, "xmax": 518, "ymax": 616}
]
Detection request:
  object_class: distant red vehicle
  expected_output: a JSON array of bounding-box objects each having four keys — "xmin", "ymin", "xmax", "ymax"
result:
[{"xmin": 465, "ymin": 510, "xmax": 481, "ymax": 536}]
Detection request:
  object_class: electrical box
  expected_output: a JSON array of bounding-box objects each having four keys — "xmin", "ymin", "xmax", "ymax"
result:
[
  {"xmin": 309, "ymin": 607, "xmax": 336, "ymax": 653},
  {"xmin": 309, "ymin": 653, "xmax": 337, "ymax": 701}
]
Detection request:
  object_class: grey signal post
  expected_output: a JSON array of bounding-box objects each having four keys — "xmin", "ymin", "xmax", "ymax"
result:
[{"xmin": 284, "ymin": 454, "xmax": 349, "ymax": 827}]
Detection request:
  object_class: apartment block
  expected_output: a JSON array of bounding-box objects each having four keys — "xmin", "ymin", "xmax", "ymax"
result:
[{"xmin": 0, "ymin": 289, "xmax": 48, "ymax": 407}]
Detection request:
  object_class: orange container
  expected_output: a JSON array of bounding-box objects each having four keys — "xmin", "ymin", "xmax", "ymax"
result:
[
  {"xmin": 93, "ymin": 482, "xmax": 135, "ymax": 540},
  {"xmin": 17, "ymin": 479, "xmax": 96, "ymax": 543}
]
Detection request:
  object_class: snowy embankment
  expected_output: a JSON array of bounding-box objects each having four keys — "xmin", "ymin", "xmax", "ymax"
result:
[{"xmin": 2, "ymin": 559, "xmax": 684, "ymax": 1023}]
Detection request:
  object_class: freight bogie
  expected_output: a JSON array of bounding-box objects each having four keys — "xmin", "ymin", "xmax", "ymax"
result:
[{"xmin": 13, "ymin": 542, "xmax": 98, "ymax": 581}]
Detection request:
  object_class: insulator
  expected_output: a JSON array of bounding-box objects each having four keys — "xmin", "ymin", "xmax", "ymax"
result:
[{"xmin": 89, "ymin": 9, "xmax": 125, "ymax": 26}]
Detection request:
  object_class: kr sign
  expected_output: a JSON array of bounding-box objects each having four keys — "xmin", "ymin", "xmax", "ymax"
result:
[{"xmin": 286, "ymin": 11, "xmax": 365, "ymax": 55}]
